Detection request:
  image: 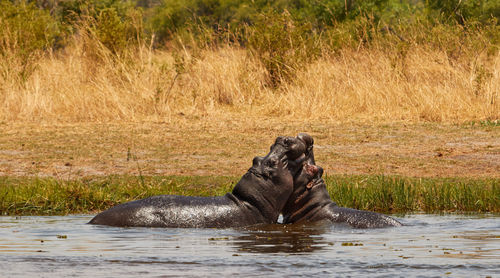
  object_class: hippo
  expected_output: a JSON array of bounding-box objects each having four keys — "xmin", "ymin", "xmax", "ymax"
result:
[
  {"xmin": 89, "ymin": 135, "xmax": 310, "ymax": 228},
  {"xmin": 282, "ymin": 135, "xmax": 402, "ymax": 228}
]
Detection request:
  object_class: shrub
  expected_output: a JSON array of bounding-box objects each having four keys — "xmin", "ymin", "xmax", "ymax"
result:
[
  {"xmin": 247, "ymin": 9, "xmax": 321, "ymax": 87},
  {"xmin": 0, "ymin": 0, "xmax": 61, "ymax": 79},
  {"xmin": 92, "ymin": 7, "xmax": 145, "ymax": 53},
  {"xmin": 425, "ymin": 0, "xmax": 500, "ymax": 24}
]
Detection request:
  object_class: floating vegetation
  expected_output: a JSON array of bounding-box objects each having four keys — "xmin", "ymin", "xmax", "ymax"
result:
[
  {"xmin": 341, "ymin": 242, "xmax": 364, "ymax": 246},
  {"xmin": 208, "ymin": 237, "xmax": 230, "ymax": 241}
]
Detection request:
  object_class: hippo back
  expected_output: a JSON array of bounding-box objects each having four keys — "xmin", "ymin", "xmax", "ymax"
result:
[{"xmin": 89, "ymin": 194, "xmax": 261, "ymax": 228}]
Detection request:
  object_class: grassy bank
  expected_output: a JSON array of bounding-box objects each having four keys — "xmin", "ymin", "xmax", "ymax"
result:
[
  {"xmin": 1, "ymin": 2, "xmax": 497, "ymax": 217},
  {"xmin": 0, "ymin": 175, "xmax": 236, "ymax": 215},
  {"xmin": 0, "ymin": 175, "xmax": 498, "ymax": 215}
]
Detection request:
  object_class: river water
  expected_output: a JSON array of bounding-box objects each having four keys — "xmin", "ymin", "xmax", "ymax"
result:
[{"xmin": 0, "ymin": 214, "xmax": 498, "ymax": 277}]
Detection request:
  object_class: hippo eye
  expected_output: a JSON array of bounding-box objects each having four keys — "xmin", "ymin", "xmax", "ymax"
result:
[
  {"xmin": 284, "ymin": 138, "xmax": 291, "ymax": 145},
  {"xmin": 267, "ymin": 158, "xmax": 278, "ymax": 167}
]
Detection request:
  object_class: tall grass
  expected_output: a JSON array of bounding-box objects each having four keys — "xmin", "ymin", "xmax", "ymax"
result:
[
  {"xmin": 0, "ymin": 38, "xmax": 498, "ymax": 123},
  {"xmin": 0, "ymin": 175, "xmax": 235, "ymax": 215},
  {"xmin": 326, "ymin": 175, "xmax": 499, "ymax": 213},
  {"xmin": 0, "ymin": 1, "xmax": 498, "ymax": 123},
  {"xmin": 0, "ymin": 175, "xmax": 497, "ymax": 215},
  {"xmin": 279, "ymin": 48, "xmax": 499, "ymax": 122}
]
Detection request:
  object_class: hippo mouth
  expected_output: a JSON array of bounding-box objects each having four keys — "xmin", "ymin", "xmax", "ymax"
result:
[
  {"xmin": 304, "ymin": 163, "xmax": 318, "ymax": 176},
  {"xmin": 281, "ymin": 152, "xmax": 306, "ymax": 169},
  {"xmin": 304, "ymin": 164, "xmax": 319, "ymax": 189}
]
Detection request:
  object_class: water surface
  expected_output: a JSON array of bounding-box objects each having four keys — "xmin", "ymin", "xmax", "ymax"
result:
[{"xmin": 0, "ymin": 214, "xmax": 498, "ymax": 277}]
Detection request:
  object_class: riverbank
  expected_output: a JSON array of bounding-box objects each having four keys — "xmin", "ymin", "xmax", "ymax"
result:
[
  {"xmin": 1, "ymin": 174, "xmax": 498, "ymax": 215},
  {"xmin": 1, "ymin": 2, "xmax": 499, "ymax": 216},
  {"xmin": 1, "ymin": 120, "xmax": 498, "ymax": 215},
  {"xmin": 1, "ymin": 120, "xmax": 498, "ymax": 178}
]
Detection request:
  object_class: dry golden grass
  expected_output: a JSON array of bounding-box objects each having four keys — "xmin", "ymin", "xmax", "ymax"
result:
[
  {"xmin": 0, "ymin": 35, "xmax": 498, "ymax": 123},
  {"xmin": 283, "ymin": 49, "xmax": 499, "ymax": 122}
]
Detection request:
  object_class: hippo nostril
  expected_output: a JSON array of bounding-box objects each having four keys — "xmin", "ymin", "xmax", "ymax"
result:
[{"xmin": 275, "ymin": 136, "xmax": 284, "ymax": 144}]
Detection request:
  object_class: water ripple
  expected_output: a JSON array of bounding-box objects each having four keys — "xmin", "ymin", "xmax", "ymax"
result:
[{"xmin": 0, "ymin": 214, "xmax": 498, "ymax": 277}]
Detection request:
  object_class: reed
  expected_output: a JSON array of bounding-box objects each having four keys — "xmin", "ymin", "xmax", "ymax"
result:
[
  {"xmin": 326, "ymin": 175, "xmax": 499, "ymax": 213},
  {"xmin": 1, "ymin": 175, "xmax": 497, "ymax": 215},
  {"xmin": 0, "ymin": 175, "xmax": 235, "ymax": 215}
]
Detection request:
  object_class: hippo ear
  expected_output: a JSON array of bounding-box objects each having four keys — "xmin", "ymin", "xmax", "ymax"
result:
[
  {"xmin": 297, "ymin": 133, "xmax": 314, "ymax": 148},
  {"xmin": 270, "ymin": 136, "xmax": 284, "ymax": 151}
]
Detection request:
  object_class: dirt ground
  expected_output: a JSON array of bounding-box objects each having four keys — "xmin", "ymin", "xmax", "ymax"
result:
[{"xmin": 1, "ymin": 116, "xmax": 498, "ymax": 178}]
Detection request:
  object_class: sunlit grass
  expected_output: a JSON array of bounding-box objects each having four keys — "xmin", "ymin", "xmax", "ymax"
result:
[
  {"xmin": 1, "ymin": 175, "xmax": 497, "ymax": 215},
  {"xmin": 1, "ymin": 1, "xmax": 498, "ymax": 124},
  {"xmin": 325, "ymin": 175, "xmax": 499, "ymax": 213},
  {"xmin": 0, "ymin": 175, "xmax": 235, "ymax": 215},
  {"xmin": 1, "ymin": 44, "xmax": 498, "ymax": 123}
]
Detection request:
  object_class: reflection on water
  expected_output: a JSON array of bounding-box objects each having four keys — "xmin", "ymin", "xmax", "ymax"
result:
[
  {"xmin": 235, "ymin": 223, "xmax": 330, "ymax": 253},
  {"xmin": 0, "ymin": 214, "xmax": 498, "ymax": 277}
]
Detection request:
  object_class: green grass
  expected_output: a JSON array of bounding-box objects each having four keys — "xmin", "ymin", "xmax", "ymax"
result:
[
  {"xmin": 0, "ymin": 175, "xmax": 498, "ymax": 215},
  {"xmin": 0, "ymin": 175, "xmax": 235, "ymax": 215},
  {"xmin": 326, "ymin": 175, "xmax": 499, "ymax": 214},
  {"xmin": 467, "ymin": 119, "xmax": 500, "ymax": 127}
]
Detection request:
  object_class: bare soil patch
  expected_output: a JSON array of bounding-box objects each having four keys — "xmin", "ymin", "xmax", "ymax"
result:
[{"xmin": 1, "ymin": 116, "xmax": 498, "ymax": 178}]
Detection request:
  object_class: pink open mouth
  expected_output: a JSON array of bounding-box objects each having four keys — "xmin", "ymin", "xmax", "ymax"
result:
[
  {"xmin": 304, "ymin": 164, "xmax": 319, "ymax": 176},
  {"xmin": 304, "ymin": 164, "xmax": 319, "ymax": 189}
]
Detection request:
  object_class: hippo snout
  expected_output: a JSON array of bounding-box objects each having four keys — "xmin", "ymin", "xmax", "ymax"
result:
[{"xmin": 272, "ymin": 136, "xmax": 307, "ymax": 160}]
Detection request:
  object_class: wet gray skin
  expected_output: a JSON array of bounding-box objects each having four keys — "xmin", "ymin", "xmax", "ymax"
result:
[
  {"xmin": 88, "ymin": 135, "xmax": 307, "ymax": 228},
  {"xmin": 282, "ymin": 134, "xmax": 402, "ymax": 228}
]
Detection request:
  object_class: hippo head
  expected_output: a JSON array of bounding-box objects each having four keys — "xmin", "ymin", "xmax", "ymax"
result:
[
  {"xmin": 297, "ymin": 133, "xmax": 314, "ymax": 164},
  {"xmin": 294, "ymin": 163, "xmax": 322, "ymax": 191},
  {"xmin": 250, "ymin": 134, "xmax": 311, "ymax": 178},
  {"xmin": 281, "ymin": 162, "xmax": 326, "ymax": 223},
  {"xmin": 288, "ymin": 132, "xmax": 319, "ymax": 192},
  {"xmin": 268, "ymin": 135, "xmax": 308, "ymax": 161},
  {"xmin": 231, "ymin": 134, "xmax": 311, "ymax": 223}
]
